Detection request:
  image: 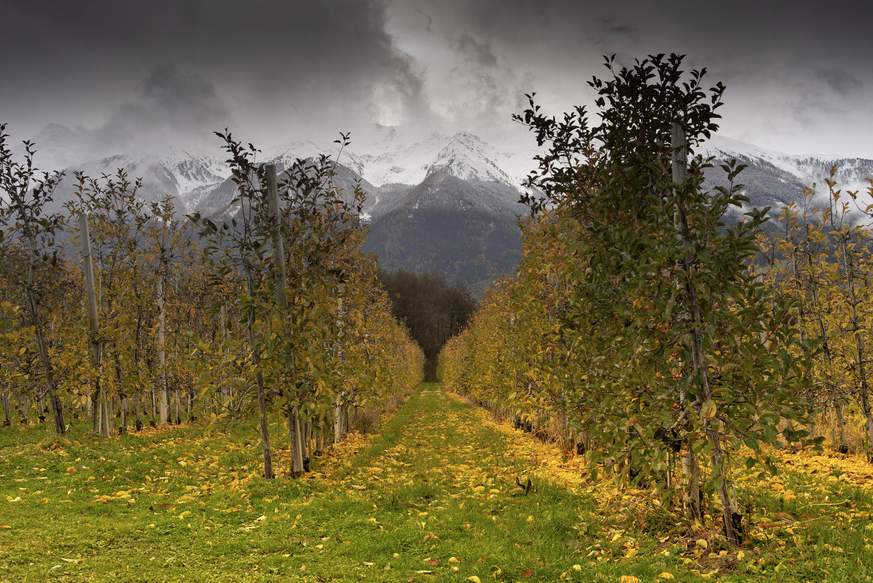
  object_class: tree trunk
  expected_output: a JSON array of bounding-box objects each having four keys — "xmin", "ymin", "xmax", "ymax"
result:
[
  {"xmin": 245, "ymin": 270, "xmax": 274, "ymax": 480},
  {"xmin": 302, "ymin": 421, "xmax": 311, "ymax": 472},
  {"xmin": 805, "ymin": 250, "xmax": 847, "ymax": 452},
  {"xmin": 2, "ymin": 388, "xmax": 10, "ymax": 426},
  {"xmin": 18, "ymin": 216, "xmax": 65, "ymax": 435},
  {"xmin": 19, "ymin": 393, "xmax": 29, "ymax": 424},
  {"xmin": 37, "ymin": 393, "xmax": 45, "ymax": 423},
  {"xmin": 80, "ymin": 214, "xmax": 107, "ymax": 437},
  {"xmin": 314, "ymin": 426, "xmax": 323, "ymax": 455},
  {"xmin": 287, "ymin": 406, "xmax": 305, "ymax": 476},
  {"xmin": 158, "ymin": 277, "xmax": 169, "ymax": 425},
  {"xmin": 674, "ymin": 123, "xmax": 740, "ymax": 544},
  {"xmin": 672, "ymin": 124, "xmax": 703, "ymax": 522},
  {"xmin": 334, "ymin": 396, "xmax": 346, "ymax": 443},
  {"xmin": 840, "ymin": 236, "xmax": 873, "ymax": 461}
]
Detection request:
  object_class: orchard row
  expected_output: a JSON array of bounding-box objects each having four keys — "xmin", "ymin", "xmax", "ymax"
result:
[
  {"xmin": 0, "ymin": 126, "xmax": 424, "ymax": 477},
  {"xmin": 438, "ymin": 54, "xmax": 873, "ymax": 545}
]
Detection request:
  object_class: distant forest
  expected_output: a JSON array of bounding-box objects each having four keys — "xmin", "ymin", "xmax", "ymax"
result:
[{"xmin": 378, "ymin": 269, "xmax": 477, "ymax": 381}]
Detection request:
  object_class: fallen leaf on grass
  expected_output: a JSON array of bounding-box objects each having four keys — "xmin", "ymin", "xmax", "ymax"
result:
[
  {"xmin": 467, "ymin": 577, "xmax": 481, "ymax": 583},
  {"xmin": 426, "ymin": 558, "xmax": 440, "ymax": 566}
]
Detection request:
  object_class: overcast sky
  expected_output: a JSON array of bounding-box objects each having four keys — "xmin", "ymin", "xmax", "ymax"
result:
[{"xmin": 1, "ymin": 0, "xmax": 871, "ymax": 163}]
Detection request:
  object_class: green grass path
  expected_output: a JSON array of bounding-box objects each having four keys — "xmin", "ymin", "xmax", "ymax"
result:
[
  {"xmin": 1, "ymin": 383, "xmax": 777, "ymax": 582},
  {"xmin": 0, "ymin": 383, "xmax": 643, "ymax": 582}
]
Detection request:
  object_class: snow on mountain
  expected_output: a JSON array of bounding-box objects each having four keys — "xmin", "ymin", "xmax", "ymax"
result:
[
  {"xmin": 44, "ymin": 146, "xmax": 231, "ymax": 215},
  {"xmin": 353, "ymin": 131, "xmax": 530, "ymax": 191},
  {"xmin": 263, "ymin": 131, "xmax": 531, "ymax": 192},
  {"xmin": 20, "ymin": 122, "xmax": 873, "ymax": 223},
  {"xmin": 694, "ymin": 134, "xmax": 873, "ymax": 228},
  {"xmin": 700, "ymin": 134, "xmax": 873, "ymax": 204}
]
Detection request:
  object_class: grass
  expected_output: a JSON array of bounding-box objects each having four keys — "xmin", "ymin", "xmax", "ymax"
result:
[{"xmin": 0, "ymin": 384, "xmax": 872, "ymax": 582}]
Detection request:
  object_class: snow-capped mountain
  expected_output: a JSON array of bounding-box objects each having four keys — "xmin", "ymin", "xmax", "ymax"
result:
[
  {"xmin": 699, "ymin": 134, "xmax": 873, "ymax": 219},
  {"xmin": 23, "ymin": 123, "xmax": 873, "ymax": 218},
  {"xmin": 37, "ymin": 127, "xmax": 532, "ymax": 220},
  {"xmin": 45, "ymin": 147, "xmax": 231, "ymax": 215},
  {"xmin": 17, "ymin": 122, "xmax": 873, "ymax": 295},
  {"xmin": 353, "ymin": 131, "xmax": 531, "ymax": 189}
]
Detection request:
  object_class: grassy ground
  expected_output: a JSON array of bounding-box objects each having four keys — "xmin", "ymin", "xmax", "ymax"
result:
[{"xmin": 1, "ymin": 384, "xmax": 872, "ymax": 582}]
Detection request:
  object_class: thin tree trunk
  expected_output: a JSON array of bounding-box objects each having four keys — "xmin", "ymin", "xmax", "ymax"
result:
[
  {"xmin": 287, "ymin": 406, "xmax": 305, "ymax": 476},
  {"xmin": 804, "ymin": 249, "xmax": 847, "ymax": 451},
  {"xmin": 115, "ymin": 352, "xmax": 126, "ymax": 434},
  {"xmin": 265, "ymin": 164, "xmax": 306, "ymax": 474},
  {"xmin": 314, "ymin": 426, "xmax": 323, "ymax": 455},
  {"xmin": 302, "ymin": 421, "xmax": 310, "ymax": 472},
  {"xmin": 22, "ymin": 240, "xmax": 66, "ymax": 435},
  {"xmin": 334, "ymin": 396, "xmax": 345, "ymax": 443},
  {"xmin": 2, "ymin": 388, "xmax": 10, "ymax": 426},
  {"xmin": 674, "ymin": 123, "xmax": 740, "ymax": 543},
  {"xmin": 133, "ymin": 272, "xmax": 144, "ymax": 431},
  {"xmin": 672, "ymin": 124, "xmax": 703, "ymax": 522},
  {"xmin": 245, "ymin": 269, "xmax": 274, "ymax": 480},
  {"xmin": 158, "ymin": 277, "xmax": 168, "ymax": 425},
  {"xmin": 81, "ymin": 215, "xmax": 109, "ymax": 438},
  {"xmin": 37, "ymin": 392, "xmax": 45, "ymax": 423},
  {"xmin": 842, "ymin": 237, "xmax": 873, "ymax": 461},
  {"xmin": 19, "ymin": 393, "xmax": 29, "ymax": 424}
]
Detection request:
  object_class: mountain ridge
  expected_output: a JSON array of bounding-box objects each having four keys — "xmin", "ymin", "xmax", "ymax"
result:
[{"xmin": 15, "ymin": 123, "xmax": 873, "ymax": 294}]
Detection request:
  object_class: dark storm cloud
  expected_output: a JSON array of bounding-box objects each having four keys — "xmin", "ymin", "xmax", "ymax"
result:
[
  {"xmin": 816, "ymin": 69, "xmax": 862, "ymax": 98},
  {"xmin": 85, "ymin": 64, "xmax": 232, "ymax": 155},
  {"xmin": 397, "ymin": 0, "xmax": 873, "ymax": 156},
  {"xmin": 1, "ymin": 0, "xmax": 871, "ymax": 158},
  {"xmin": 454, "ymin": 34, "xmax": 498, "ymax": 68},
  {"xmin": 0, "ymin": 0, "xmax": 429, "ymax": 147}
]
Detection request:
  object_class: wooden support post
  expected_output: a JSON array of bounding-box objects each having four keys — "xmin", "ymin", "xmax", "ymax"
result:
[{"xmin": 80, "ymin": 214, "xmax": 109, "ymax": 438}]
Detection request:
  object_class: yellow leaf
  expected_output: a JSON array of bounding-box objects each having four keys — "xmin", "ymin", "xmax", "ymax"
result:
[
  {"xmin": 695, "ymin": 539, "xmax": 708, "ymax": 549},
  {"xmin": 737, "ymin": 551, "xmax": 745, "ymax": 561},
  {"xmin": 657, "ymin": 574, "xmax": 675, "ymax": 581},
  {"xmin": 573, "ymin": 565, "xmax": 582, "ymax": 572},
  {"xmin": 468, "ymin": 577, "xmax": 481, "ymax": 583},
  {"xmin": 0, "ymin": 525, "xmax": 10, "ymax": 529},
  {"xmin": 619, "ymin": 576, "xmax": 640, "ymax": 583}
]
